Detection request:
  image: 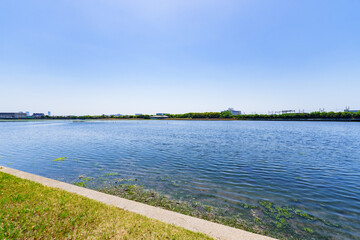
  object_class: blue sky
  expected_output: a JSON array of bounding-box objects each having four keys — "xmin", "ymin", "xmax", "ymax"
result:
[{"xmin": 1, "ymin": 0, "xmax": 359, "ymax": 115}]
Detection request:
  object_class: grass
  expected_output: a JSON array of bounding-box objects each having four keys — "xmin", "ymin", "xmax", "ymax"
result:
[{"xmin": 0, "ymin": 171, "xmax": 213, "ymax": 240}]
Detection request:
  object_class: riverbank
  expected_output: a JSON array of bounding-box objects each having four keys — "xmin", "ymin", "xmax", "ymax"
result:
[
  {"xmin": 0, "ymin": 169, "xmax": 213, "ymax": 240},
  {"xmin": 1, "ymin": 118, "xmax": 360, "ymax": 122},
  {"xmin": 0, "ymin": 166, "xmax": 275, "ymax": 240}
]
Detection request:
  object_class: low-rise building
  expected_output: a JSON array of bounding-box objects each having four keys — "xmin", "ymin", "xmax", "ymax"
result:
[
  {"xmin": 33, "ymin": 113, "xmax": 45, "ymax": 118},
  {"xmin": 150, "ymin": 115, "xmax": 169, "ymax": 119},
  {"xmin": 344, "ymin": 108, "xmax": 359, "ymax": 113},
  {"xmin": 156, "ymin": 113, "xmax": 170, "ymax": 116},
  {"xmin": 281, "ymin": 110, "xmax": 296, "ymax": 114},
  {"xmin": 222, "ymin": 108, "xmax": 242, "ymax": 115},
  {"xmin": 0, "ymin": 112, "xmax": 27, "ymax": 119}
]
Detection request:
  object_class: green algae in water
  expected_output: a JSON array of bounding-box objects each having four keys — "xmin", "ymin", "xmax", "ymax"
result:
[
  {"xmin": 105, "ymin": 172, "xmax": 119, "ymax": 176},
  {"xmin": 83, "ymin": 177, "xmax": 93, "ymax": 182},
  {"xmin": 74, "ymin": 182, "xmax": 87, "ymax": 187},
  {"xmin": 237, "ymin": 202, "xmax": 258, "ymax": 209},
  {"xmin": 52, "ymin": 157, "xmax": 68, "ymax": 162},
  {"xmin": 303, "ymin": 227, "xmax": 314, "ymax": 234},
  {"xmin": 97, "ymin": 183, "xmax": 340, "ymax": 240}
]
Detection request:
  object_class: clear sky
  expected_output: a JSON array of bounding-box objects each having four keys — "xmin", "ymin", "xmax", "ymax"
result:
[{"xmin": 1, "ymin": 0, "xmax": 359, "ymax": 115}]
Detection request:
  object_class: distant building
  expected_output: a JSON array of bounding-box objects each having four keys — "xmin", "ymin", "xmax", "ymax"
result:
[
  {"xmin": 222, "ymin": 108, "xmax": 242, "ymax": 115},
  {"xmin": 26, "ymin": 111, "xmax": 30, "ymax": 117},
  {"xmin": 33, "ymin": 113, "xmax": 45, "ymax": 118},
  {"xmin": 135, "ymin": 113, "xmax": 143, "ymax": 116},
  {"xmin": 156, "ymin": 113, "xmax": 170, "ymax": 116},
  {"xmin": 0, "ymin": 112, "xmax": 27, "ymax": 119},
  {"xmin": 48, "ymin": 111, "xmax": 51, "ymax": 116},
  {"xmin": 150, "ymin": 115, "xmax": 169, "ymax": 119},
  {"xmin": 344, "ymin": 107, "xmax": 359, "ymax": 113},
  {"xmin": 281, "ymin": 110, "xmax": 295, "ymax": 114}
]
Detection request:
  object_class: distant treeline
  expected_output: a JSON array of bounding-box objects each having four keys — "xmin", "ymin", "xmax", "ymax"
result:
[
  {"xmin": 167, "ymin": 111, "xmax": 360, "ymax": 120},
  {"xmin": 44, "ymin": 111, "xmax": 360, "ymax": 120},
  {"xmin": 47, "ymin": 114, "xmax": 152, "ymax": 119}
]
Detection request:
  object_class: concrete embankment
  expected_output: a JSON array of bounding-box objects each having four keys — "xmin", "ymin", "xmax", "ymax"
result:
[{"xmin": 0, "ymin": 166, "xmax": 276, "ymax": 240}]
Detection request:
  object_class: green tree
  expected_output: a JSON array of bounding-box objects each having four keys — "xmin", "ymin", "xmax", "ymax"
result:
[{"xmin": 220, "ymin": 111, "xmax": 233, "ymax": 118}]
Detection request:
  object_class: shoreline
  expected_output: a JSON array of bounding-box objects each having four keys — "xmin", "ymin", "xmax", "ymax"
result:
[
  {"xmin": 1, "ymin": 118, "xmax": 360, "ymax": 122},
  {"xmin": 0, "ymin": 166, "xmax": 275, "ymax": 240}
]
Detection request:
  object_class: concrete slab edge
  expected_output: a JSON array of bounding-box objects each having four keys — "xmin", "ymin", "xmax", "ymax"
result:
[{"xmin": 0, "ymin": 166, "xmax": 276, "ymax": 240}]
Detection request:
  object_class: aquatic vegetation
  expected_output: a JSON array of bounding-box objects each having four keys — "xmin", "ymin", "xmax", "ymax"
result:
[
  {"xmin": 99, "ymin": 168, "xmax": 103, "ymax": 171},
  {"xmin": 83, "ymin": 177, "xmax": 92, "ymax": 182},
  {"xmin": 94, "ymin": 188, "xmax": 336, "ymax": 240},
  {"xmin": 319, "ymin": 219, "xmax": 340, "ymax": 228},
  {"xmin": 7, "ymin": 163, "xmax": 13, "ymax": 165},
  {"xmin": 94, "ymin": 163, "xmax": 99, "ymax": 166},
  {"xmin": 105, "ymin": 172, "xmax": 119, "ymax": 176},
  {"xmin": 114, "ymin": 178, "xmax": 126, "ymax": 183},
  {"xmin": 97, "ymin": 177, "xmax": 107, "ymax": 183},
  {"xmin": 260, "ymin": 200, "xmax": 314, "ymax": 221},
  {"xmin": 303, "ymin": 227, "xmax": 314, "ymax": 234},
  {"xmin": 100, "ymin": 184, "xmax": 292, "ymax": 239},
  {"xmin": 74, "ymin": 182, "xmax": 87, "ymax": 187},
  {"xmin": 52, "ymin": 157, "xmax": 68, "ymax": 162},
  {"xmin": 237, "ymin": 202, "xmax": 258, "ymax": 209},
  {"xmin": 294, "ymin": 209, "xmax": 315, "ymax": 221}
]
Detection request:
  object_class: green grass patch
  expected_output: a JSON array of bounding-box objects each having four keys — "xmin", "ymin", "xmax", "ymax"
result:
[{"xmin": 0, "ymin": 172, "xmax": 212, "ymax": 240}]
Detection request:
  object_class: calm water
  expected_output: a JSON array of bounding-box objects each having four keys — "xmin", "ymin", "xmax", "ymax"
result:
[{"xmin": 0, "ymin": 120, "xmax": 359, "ymax": 239}]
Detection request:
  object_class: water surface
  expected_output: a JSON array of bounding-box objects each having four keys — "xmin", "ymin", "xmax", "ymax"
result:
[{"xmin": 0, "ymin": 120, "xmax": 359, "ymax": 239}]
